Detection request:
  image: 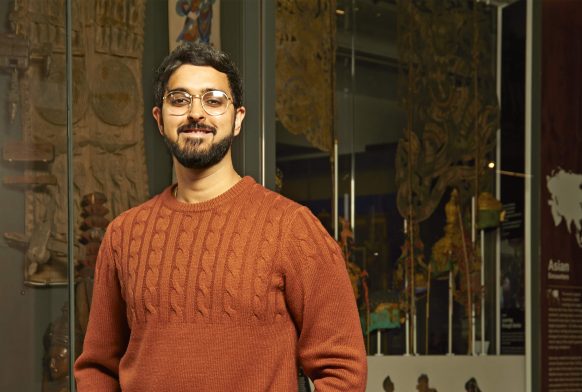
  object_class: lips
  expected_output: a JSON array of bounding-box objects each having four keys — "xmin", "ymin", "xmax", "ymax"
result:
[{"xmin": 178, "ymin": 123, "xmax": 216, "ymax": 135}]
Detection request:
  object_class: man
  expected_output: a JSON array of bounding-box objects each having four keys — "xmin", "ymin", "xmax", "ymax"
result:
[{"xmin": 74, "ymin": 42, "xmax": 367, "ymax": 391}]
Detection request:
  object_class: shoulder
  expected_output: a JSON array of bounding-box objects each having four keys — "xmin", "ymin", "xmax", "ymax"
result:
[
  {"xmin": 106, "ymin": 190, "xmax": 165, "ymax": 234},
  {"xmin": 242, "ymin": 177, "xmax": 306, "ymax": 215},
  {"xmin": 284, "ymin": 205, "xmax": 334, "ymax": 243},
  {"xmin": 240, "ymin": 178, "xmax": 330, "ymax": 235}
]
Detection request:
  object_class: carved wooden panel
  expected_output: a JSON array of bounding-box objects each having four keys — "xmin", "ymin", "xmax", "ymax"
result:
[
  {"xmin": 275, "ymin": 0, "xmax": 336, "ymax": 152},
  {"xmin": 8, "ymin": 0, "xmax": 149, "ymax": 284}
]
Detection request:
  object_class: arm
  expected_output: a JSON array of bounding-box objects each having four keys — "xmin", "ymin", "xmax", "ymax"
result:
[
  {"xmin": 283, "ymin": 207, "xmax": 367, "ymax": 391},
  {"xmin": 74, "ymin": 228, "xmax": 130, "ymax": 391}
]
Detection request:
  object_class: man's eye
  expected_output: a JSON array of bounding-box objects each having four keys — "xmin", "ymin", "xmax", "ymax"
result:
[
  {"xmin": 170, "ymin": 97, "xmax": 190, "ymax": 106},
  {"xmin": 204, "ymin": 99, "xmax": 222, "ymax": 107}
]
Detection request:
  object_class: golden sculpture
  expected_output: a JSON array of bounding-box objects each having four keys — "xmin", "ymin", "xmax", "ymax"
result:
[
  {"xmin": 477, "ymin": 191, "xmax": 505, "ymax": 230},
  {"xmin": 431, "ymin": 189, "xmax": 462, "ymax": 274},
  {"xmin": 429, "ymin": 188, "xmax": 484, "ymax": 353}
]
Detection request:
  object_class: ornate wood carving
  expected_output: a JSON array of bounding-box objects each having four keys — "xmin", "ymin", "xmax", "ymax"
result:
[
  {"xmin": 3, "ymin": 141, "xmax": 54, "ymax": 162},
  {"xmin": 3, "ymin": 174, "xmax": 58, "ymax": 186},
  {"xmin": 275, "ymin": 0, "xmax": 336, "ymax": 152},
  {"xmin": 4, "ymin": 0, "xmax": 149, "ymax": 285},
  {"xmin": 395, "ymin": 0, "xmax": 499, "ymax": 223}
]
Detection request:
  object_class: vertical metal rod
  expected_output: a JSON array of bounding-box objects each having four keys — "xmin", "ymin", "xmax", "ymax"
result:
[
  {"xmin": 404, "ymin": 219, "xmax": 410, "ymax": 356},
  {"xmin": 425, "ymin": 264, "xmax": 431, "ymax": 354},
  {"xmin": 66, "ymin": 0, "xmax": 76, "ymax": 390},
  {"xmin": 471, "ymin": 196, "xmax": 476, "ymax": 356},
  {"xmin": 472, "ymin": 304, "xmax": 476, "ymax": 355},
  {"xmin": 495, "ymin": 3, "xmax": 503, "ymax": 357},
  {"xmin": 344, "ymin": 193, "xmax": 349, "ymax": 220},
  {"xmin": 413, "ymin": 312, "xmax": 417, "ymax": 355},
  {"xmin": 259, "ymin": 0, "xmax": 266, "ymax": 186},
  {"xmin": 448, "ymin": 269, "xmax": 453, "ymax": 355},
  {"xmin": 458, "ymin": 207, "xmax": 473, "ymax": 355},
  {"xmin": 404, "ymin": 11, "xmax": 417, "ymax": 356},
  {"xmin": 481, "ymin": 229, "xmax": 486, "ymax": 355},
  {"xmin": 350, "ymin": 172, "xmax": 355, "ymax": 234},
  {"xmin": 525, "ymin": 1, "xmax": 534, "ymax": 390},
  {"xmin": 471, "ymin": 2, "xmax": 479, "ymax": 357},
  {"xmin": 376, "ymin": 330, "xmax": 382, "ymax": 356},
  {"xmin": 405, "ymin": 285, "xmax": 410, "ymax": 355},
  {"xmin": 472, "ymin": 196, "xmax": 476, "ymax": 244},
  {"xmin": 349, "ymin": 0, "xmax": 356, "ymax": 236},
  {"xmin": 333, "ymin": 140, "xmax": 339, "ymax": 240}
]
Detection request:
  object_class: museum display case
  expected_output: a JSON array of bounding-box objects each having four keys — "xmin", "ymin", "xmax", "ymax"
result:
[
  {"xmin": 273, "ymin": 0, "xmax": 533, "ymax": 390},
  {"xmin": 1, "ymin": 0, "xmax": 554, "ymax": 391},
  {"xmin": 0, "ymin": 1, "xmax": 163, "ymax": 390}
]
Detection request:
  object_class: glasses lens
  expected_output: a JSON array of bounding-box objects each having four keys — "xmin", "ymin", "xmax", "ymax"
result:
[
  {"xmin": 165, "ymin": 91, "xmax": 191, "ymax": 116},
  {"xmin": 164, "ymin": 90, "xmax": 230, "ymax": 116},
  {"xmin": 202, "ymin": 91, "xmax": 229, "ymax": 115}
]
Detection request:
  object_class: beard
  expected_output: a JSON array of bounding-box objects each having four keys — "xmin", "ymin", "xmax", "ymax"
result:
[{"xmin": 163, "ymin": 122, "xmax": 235, "ymax": 169}]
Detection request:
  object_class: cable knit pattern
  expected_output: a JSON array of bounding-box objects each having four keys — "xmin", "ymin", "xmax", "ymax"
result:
[
  {"xmin": 127, "ymin": 206, "xmax": 152, "ymax": 325},
  {"xmin": 109, "ymin": 217, "xmax": 124, "ymax": 285},
  {"xmin": 195, "ymin": 205, "xmax": 228, "ymax": 320},
  {"xmin": 143, "ymin": 205, "xmax": 171, "ymax": 319},
  {"xmin": 74, "ymin": 177, "xmax": 367, "ymax": 392},
  {"xmin": 222, "ymin": 189, "xmax": 260, "ymax": 321},
  {"xmin": 252, "ymin": 195, "xmax": 284, "ymax": 321},
  {"xmin": 169, "ymin": 213, "xmax": 198, "ymax": 321}
]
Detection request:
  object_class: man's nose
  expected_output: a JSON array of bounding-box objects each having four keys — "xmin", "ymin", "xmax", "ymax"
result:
[{"xmin": 187, "ymin": 97, "xmax": 206, "ymax": 119}]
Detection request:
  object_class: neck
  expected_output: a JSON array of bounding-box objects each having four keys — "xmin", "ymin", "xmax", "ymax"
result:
[{"xmin": 173, "ymin": 157, "xmax": 241, "ymax": 204}]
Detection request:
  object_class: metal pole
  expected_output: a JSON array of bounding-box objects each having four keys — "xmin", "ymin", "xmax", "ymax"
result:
[
  {"xmin": 404, "ymin": 219, "xmax": 410, "ymax": 356},
  {"xmin": 471, "ymin": 197, "xmax": 476, "ymax": 355},
  {"xmin": 375, "ymin": 330, "xmax": 382, "ymax": 356},
  {"xmin": 481, "ymin": 229, "xmax": 486, "ymax": 355},
  {"xmin": 259, "ymin": 0, "xmax": 266, "ymax": 186},
  {"xmin": 333, "ymin": 140, "xmax": 339, "ymax": 240},
  {"xmin": 66, "ymin": 0, "xmax": 76, "ymax": 390},
  {"xmin": 349, "ymin": 0, "xmax": 356, "ymax": 236},
  {"xmin": 448, "ymin": 269, "xmax": 453, "ymax": 355},
  {"xmin": 495, "ymin": 4, "xmax": 503, "ymax": 357},
  {"xmin": 525, "ymin": 1, "xmax": 534, "ymax": 390}
]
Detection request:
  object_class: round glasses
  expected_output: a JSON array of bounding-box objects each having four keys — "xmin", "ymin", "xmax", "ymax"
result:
[{"xmin": 163, "ymin": 90, "xmax": 232, "ymax": 116}]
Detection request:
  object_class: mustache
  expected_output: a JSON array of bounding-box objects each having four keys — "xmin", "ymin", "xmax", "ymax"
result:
[{"xmin": 177, "ymin": 122, "xmax": 217, "ymax": 135}]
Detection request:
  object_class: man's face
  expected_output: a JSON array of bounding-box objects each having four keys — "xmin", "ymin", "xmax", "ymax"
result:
[{"xmin": 152, "ymin": 64, "xmax": 245, "ymax": 169}]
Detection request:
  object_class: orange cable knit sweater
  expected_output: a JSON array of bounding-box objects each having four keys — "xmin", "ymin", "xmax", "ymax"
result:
[{"xmin": 74, "ymin": 176, "xmax": 367, "ymax": 391}]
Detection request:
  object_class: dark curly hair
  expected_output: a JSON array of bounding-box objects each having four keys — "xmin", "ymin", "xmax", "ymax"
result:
[{"xmin": 153, "ymin": 42, "xmax": 243, "ymax": 110}]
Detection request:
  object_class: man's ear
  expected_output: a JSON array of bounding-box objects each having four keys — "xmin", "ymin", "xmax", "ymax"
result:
[
  {"xmin": 233, "ymin": 106, "xmax": 246, "ymax": 136},
  {"xmin": 152, "ymin": 106, "xmax": 164, "ymax": 135}
]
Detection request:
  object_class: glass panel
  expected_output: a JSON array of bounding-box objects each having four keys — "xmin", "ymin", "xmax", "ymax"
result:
[
  {"xmin": 1, "ymin": 1, "xmax": 173, "ymax": 390},
  {"xmin": 276, "ymin": 0, "xmax": 516, "ymax": 358},
  {"xmin": 336, "ymin": 0, "xmax": 407, "ymax": 355},
  {"xmin": 0, "ymin": 1, "xmax": 73, "ymax": 390},
  {"xmin": 499, "ymin": 0, "xmax": 526, "ymax": 355},
  {"xmin": 346, "ymin": 0, "xmax": 502, "ymax": 356}
]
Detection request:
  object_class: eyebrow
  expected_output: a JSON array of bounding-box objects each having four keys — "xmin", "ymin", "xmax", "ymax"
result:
[{"xmin": 166, "ymin": 87, "xmax": 225, "ymax": 95}]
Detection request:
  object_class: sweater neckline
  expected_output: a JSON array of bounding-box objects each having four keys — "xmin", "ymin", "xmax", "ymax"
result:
[{"xmin": 160, "ymin": 176, "xmax": 256, "ymax": 212}]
